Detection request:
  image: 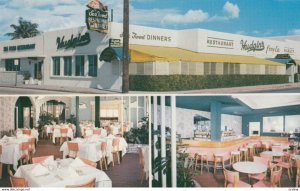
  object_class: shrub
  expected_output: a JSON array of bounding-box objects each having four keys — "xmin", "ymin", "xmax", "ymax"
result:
[{"xmin": 129, "ymin": 75, "xmax": 289, "ymax": 91}]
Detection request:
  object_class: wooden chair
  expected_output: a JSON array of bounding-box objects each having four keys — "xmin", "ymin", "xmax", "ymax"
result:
[
  {"xmin": 249, "ymin": 156, "xmax": 269, "ymax": 182},
  {"xmin": 194, "ymin": 153, "xmax": 208, "ymax": 175},
  {"xmin": 19, "ymin": 142, "xmax": 30, "ymax": 165},
  {"xmin": 80, "ymin": 158, "xmax": 97, "ymax": 168},
  {"xmin": 253, "ymin": 166, "xmax": 282, "ymax": 187},
  {"xmin": 67, "ymin": 142, "xmax": 79, "ymax": 159},
  {"xmin": 277, "ymin": 153, "xmax": 293, "ymax": 181},
  {"xmin": 32, "ymin": 155, "xmax": 54, "ymax": 164},
  {"xmin": 93, "ymin": 129, "xmax": 101, "ymax": 135},
  {"xmin": 60, "ymin": 128, "xmax": 68, "ymax": 145},
  {"xmin": 295, "ymin": 159, "xmax": 300, "ymax": 187},
  {"xmin": 213, "ymin": 154, "xmax": 225, "ymax": 175},
  {"xmin": 65, "ymin": 177, "xmax": 96, "ymax": 187},
  {"xmin": 28, "ymin": 137, "xmax": 36, "ymax": 163},
  {"xmin": 22, "ymin": 129, "xmax": 31, "ymax": 136},
  {"xmin": 230, "ymin": 151, "xmax": 241, "ymax": 165},
  {"xmin": 223, "ymin": 168, "xmax": 251, "ymax": 187},
  {"xmin": 0, "ymin": 145, "xmax": 2, "ymax": 179},
  {"xmin": 99, "ymin": 142, "xmax": 107, "ymax": 170},
  {"xmin": 138, "ymin": 147, "xmax": 146, "ymax": 184},
  {"xmin": 8, "ymin": 170, "xmax": 28, "ymax": 187},
  {"xmin": 111, "ymin": 138, "xmax": 120, "ymax": 166}
]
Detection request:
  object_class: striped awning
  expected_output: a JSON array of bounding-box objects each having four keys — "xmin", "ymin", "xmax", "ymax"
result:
[{"xmin": 129, "ymin": 45, "xmax": 283, "ymax": 66}]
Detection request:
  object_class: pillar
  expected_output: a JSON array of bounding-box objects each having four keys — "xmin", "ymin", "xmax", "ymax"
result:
[
  {"xmin": 95, "ymin": 96, "xmax": 100, "ymax": 128},
  {"xmin": 160, "ymin": 96, "xmax": 167, "ymax": 187},
  {"xmin": 210, "ymin": 101, "xmax": 222, "ymax": 141},
  {"xmin": 75, "ymin": 96, "xmax": 81, "ymax": 137},
  {"xmin": 171, "ymin": 95, "xmax": 177, "ymax": 187}
]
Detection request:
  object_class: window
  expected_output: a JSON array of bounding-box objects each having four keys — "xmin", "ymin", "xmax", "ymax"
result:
[
  {"xmin": 5, "ymin": 59, "xmax": 20, "ymax": 71},
  {"xmin": 285, "ymin": 115, "xmax": 300, "ymax": 133},
  {"xmin": 64, "ymin": 57, "xmax": 72, "ymax": 76},
  {"xmin": 88, "ymin": 55, "xmax": 98, "ymax": 77},
  {"xmin": 75, "ymin": 56, "xmax": 85, "ymax": 76},
  {"xmin": 52, "ymin": 57, "xmax": 60, "ymax": 76},
  {"xmin": 263, "ymin": 116, "xmax": 284, "ymax": 133}
]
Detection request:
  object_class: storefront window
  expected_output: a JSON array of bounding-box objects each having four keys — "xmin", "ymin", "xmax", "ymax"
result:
[
  {"xmin": 5, "ymin": 59, "xmax": 20, "ymax": 71},
  {"xmin": 64, "ymin": 56, "xmax": 72, "ymax": 76},
  {"xmin": 88, "ymin": 55, "xmax": 97, "ymax": 77},
  {"xmin": 52, "ymin": 57, "xmax": 60, "ymax": 76},
  {"xmin": 75, "ymin": 56, "xmax": 85, "ymax": 76}
]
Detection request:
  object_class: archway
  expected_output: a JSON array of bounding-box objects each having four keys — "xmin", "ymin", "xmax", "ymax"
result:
[
  {"xmin": 45, "ymin": 100, "xmax": 66, "ymax": 123},
  {"xmin": 15, "ymin": 96, "xmax": 33, "ymax": 129}
]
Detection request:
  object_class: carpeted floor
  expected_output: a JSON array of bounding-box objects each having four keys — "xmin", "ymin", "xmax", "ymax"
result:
[{"xmin": 0, "ymin": 139, "xmax": 148, "ymax": 187}]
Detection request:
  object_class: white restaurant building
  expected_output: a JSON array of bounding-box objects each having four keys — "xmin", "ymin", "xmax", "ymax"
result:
[{"xmin": 0, "ymin": 22, "xmax": 299, "ymax": 92}]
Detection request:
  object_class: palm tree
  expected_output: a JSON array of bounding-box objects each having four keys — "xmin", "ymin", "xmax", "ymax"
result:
[{"xmin": 5, "ymin": 17, "xmax": 41, "ymax": 40}]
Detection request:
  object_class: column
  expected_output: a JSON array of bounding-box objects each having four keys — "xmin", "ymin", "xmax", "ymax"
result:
[
  {"xmin": 60, "ymin": 57, "xmax": 64, "ymax": 77},
  {"xmin": 95, "ymin": 96, "xmax": 100, "ymax": 128},
  {"xmin": 171, "ymin": 96, "xmax": 177, "ymax": 187},
  {"xmin": 160, "ymin": 96, "xmax": 167, "ymax": 187},
  {"xmin": 75, "ymin": 96, "xmax": 81, "ymax": 137},
  {"xmin": 210, "ymin": 101, "xmax": 222, "ymax": 141},
  {"xmin": 153, "ymin": 96, "xmax": 158, "ymax": 180}
]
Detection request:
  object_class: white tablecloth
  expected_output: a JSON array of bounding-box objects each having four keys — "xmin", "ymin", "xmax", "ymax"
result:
[
  {"xmin": 52, "ymin": 128, "xmax": 74, "ymax": 144},
  {"xmin": 14, "ymin": 158, "xmax": 112, "ymax": 187},
  {"xmin": 142, "ymin": 146, "xmax": 149, "ymax": 179},
  {"xmin": 17, "ymin": 129, "xmax": 39, "ymax": 142},
  {"xmin": 60, "ymin": 135, "xmax": 128, "ymax": 164},
  {"xmin": 0, "ymin": 136, "xmax": 29, "ymax": 170}
]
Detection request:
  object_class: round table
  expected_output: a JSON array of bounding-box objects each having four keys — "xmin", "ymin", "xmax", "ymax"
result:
[
  {"xmin": 233, "ymin": 161, "xmax": 267, "ymax": 174},
  {"xmin": 260, "ymin": 151, "xmax": 284, "ymax": 157}
]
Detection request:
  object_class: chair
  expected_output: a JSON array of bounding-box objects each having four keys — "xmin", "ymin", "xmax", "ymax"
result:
[
  {"xmin": 138, "ymin": 147, "xmax": 146, "ymax": 184},
  {"xmin": 249, "ymin": 156, "xmax": 269, "ymax": 182},
  {"xmin": 230, "ymin": 151, "xmax": 241, "ymax": 165},
  {"xmin": 223, "ymin": 168, "xmax": 251, "ymax": 187},
  {"xmin": 295, "ymin": 159, "xmax": 300, "ymax": 187},
  {"xmin": 194, "ymin": 153, "xmax": 208, "ymax": 175},
  {"xmin": 253, "ymin": 166, "xmax": 282, "ymax": 187},
  {"xmin": 8, "ymin": 170, "xmax": 28, "ymax": 187},
  {"xmin": 111, "ymin": 138, "xmax": 120, "ymax": 166},
  {"xmin": 22, "ymin": 129, "xmax": 31, "ymax": 136},
  {"xmin": 80, "ymin": 158, "xmax": 97, "ymax": 168},
  {"xmin": 99, "ymin": 142, "xmax": 107, "ymax": 170},
  {"xmin": 277, "ymin": 153, "xmax": 293, "ymax": 181},
  {"xmin": 272, "ymin": 147, "xmax": 283, "ymax": 163},
  {"xmin": 60, "ymin": 128, "xmax": 68, "ymax": 145},
  {"xmin": 93, "ymin": 129, "xmax": 101, "ymax": 135},
  {"xmin": 19, "ymin": 142, "xmax": 30, "ymax": 165},
  {"xmin": 262, "ymin": 142, "xmax": 270, "ymax": 151},
  {"xmin": 28, "ymin": 137, "xmax": 36, "ymax": 163},
  {"xmin": 65, "ymin": 177, "xmax": 96, "ymax": 188},
  {"xmin": 32, "ymin": 156, "xmax": 54, "ymax": 164},
  {"xmin": 0, "ymin": 145, "xmax": 2, "ymax": 179},
  {"xmin": 239, "ymin": 147, "xmax": 248, "ymax": 161},
  {"xmin": 67, "ymin": 142, "xmax": 79, "ymax": 159},
  {"xmin": 213, "ymin": 154, "xmax": 225, "ymax": 175}
]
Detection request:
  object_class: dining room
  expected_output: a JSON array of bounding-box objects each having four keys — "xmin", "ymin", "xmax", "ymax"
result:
[
  {"xmin": 0, "ymin": 95, "xmax": 149, "ymax": 188},
  {"xmin": 152, "ymin": 95, "xmax": 300, "ymax": 187}
]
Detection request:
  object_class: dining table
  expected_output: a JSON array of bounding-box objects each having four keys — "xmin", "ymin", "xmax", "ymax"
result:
[
  {"xmin": 52, "ymin": 126, "xmax": 74, "ymax": 144},
  {"xmin": 0, "ymin": 136, "xmax": 31, "ymax": 170},
  {"xmin": 60, "ymin": 134, "xmax": 128, "ymax": 164},
  {"xmin": 14, "ymin": 158, "xmax": 112, "ymax": 187},
  {"xmin": 16, "ymin": 128, "xmax": 39, "ymax": 142},
  {"xmin": 233, "ymin": 161, "xmax": 267, "ymax": 174}
]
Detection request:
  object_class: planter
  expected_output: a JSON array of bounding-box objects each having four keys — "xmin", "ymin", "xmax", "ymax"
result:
[
  {"xmin": 24, "ymin": 80, "xmax": 29, "ymax": 85},
  {"xmin": 37, "ymin": 80, "xmax": 42, "ymax": 85}
]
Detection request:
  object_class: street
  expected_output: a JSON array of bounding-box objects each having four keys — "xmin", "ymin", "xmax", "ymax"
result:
[{"xmin": 0, "ymin": 87, "xmax": 70, "ymax": 94}]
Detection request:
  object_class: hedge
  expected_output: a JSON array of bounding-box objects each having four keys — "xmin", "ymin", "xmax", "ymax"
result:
[{"xmin": 129, "ymin": 75, "xmax": 289, "ymax": 91}]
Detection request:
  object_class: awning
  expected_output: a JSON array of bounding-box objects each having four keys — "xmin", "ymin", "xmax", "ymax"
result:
[
  {"xmin": 129, "ymin": 45, "xmax": 283, "ymax": 66},
  {"xmin": 267, "ymin": 58, "xmax": 296, "ymax": 65},
  {"xmin": 100, "ymin": 47, "xmax": 123, "ymax": 62}
]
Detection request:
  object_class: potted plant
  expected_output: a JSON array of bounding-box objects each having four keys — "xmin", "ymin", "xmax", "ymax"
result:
[
  {"xmin": 37, "ymin": 72, "xmax": 42, "ymax": 85},
  {"xmin": 23, "ymin": 71, "xmax": 31, "ymax": 84}
]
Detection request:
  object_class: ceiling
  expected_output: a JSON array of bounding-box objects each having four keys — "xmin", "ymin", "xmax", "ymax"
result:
[{"xmin": 164, "ymin": 95, "xmax": 300, "ymax": 116}]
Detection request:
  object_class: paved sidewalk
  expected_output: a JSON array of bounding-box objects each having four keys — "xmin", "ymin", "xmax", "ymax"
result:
[
  {"xmin": 130, "ymin": 83, "xmax": 300, "ymax": 94},
  {"xmin": 0, "ymin": 84, "xmax": 121, "ymax": 94}
]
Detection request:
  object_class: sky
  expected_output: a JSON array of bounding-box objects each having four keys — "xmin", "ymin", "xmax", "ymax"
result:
[{"xmin": 0, "ymin": 0, "xmax": 300, "ymax": 41}]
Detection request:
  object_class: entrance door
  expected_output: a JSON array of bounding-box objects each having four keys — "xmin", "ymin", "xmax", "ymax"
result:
[
  {"xmin": 15, "ymin": 97, "xmax": 33, "ymax": 129},
  {"xmin": 286, "ymin": 64, "xmax": 295, "ymax": 83},
  {"xmin": 34, "ymin": 61, "xmax": 43, "ymax": 79}
]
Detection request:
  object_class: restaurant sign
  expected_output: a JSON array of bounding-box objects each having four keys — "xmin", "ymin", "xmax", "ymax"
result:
[
  {"xmin": 3, "ymin": 44, "xmax": 35, "ymax": 52},
  {"xmin": 56, "ymin": 32, "xmax": 91, "ymax": 50},
  {"xmin": 240, "ymin": 40, "xmax": 265, "ymax": 52},
  {"xmin": 207, "ymin": 37, "xmax": 234, "ymax": 49},
  {"xmin": 86, "ymin": 0, "xmax": 108, "ymax": 33}
]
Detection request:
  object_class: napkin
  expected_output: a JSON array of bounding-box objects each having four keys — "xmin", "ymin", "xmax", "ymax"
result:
[
  {"xmin": 41, "ymin": 156, "xmax": 55, "ymax": 166},
  {"xmin": 31, "ymin": 164, "xmax": 50, "ymax": 177},
  {"xmin": 69, "ymin": 158, "xmax": 87, "ymax": 168}
]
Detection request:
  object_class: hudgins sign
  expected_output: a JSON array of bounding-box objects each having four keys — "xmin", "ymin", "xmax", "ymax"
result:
[
  {"xmin": 240, "ymin": 40, "xmax": 265, "ymax": 52},
  {"xmin": 56, "ymin": 32, "xmax": 91, "ymax": 49}
]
